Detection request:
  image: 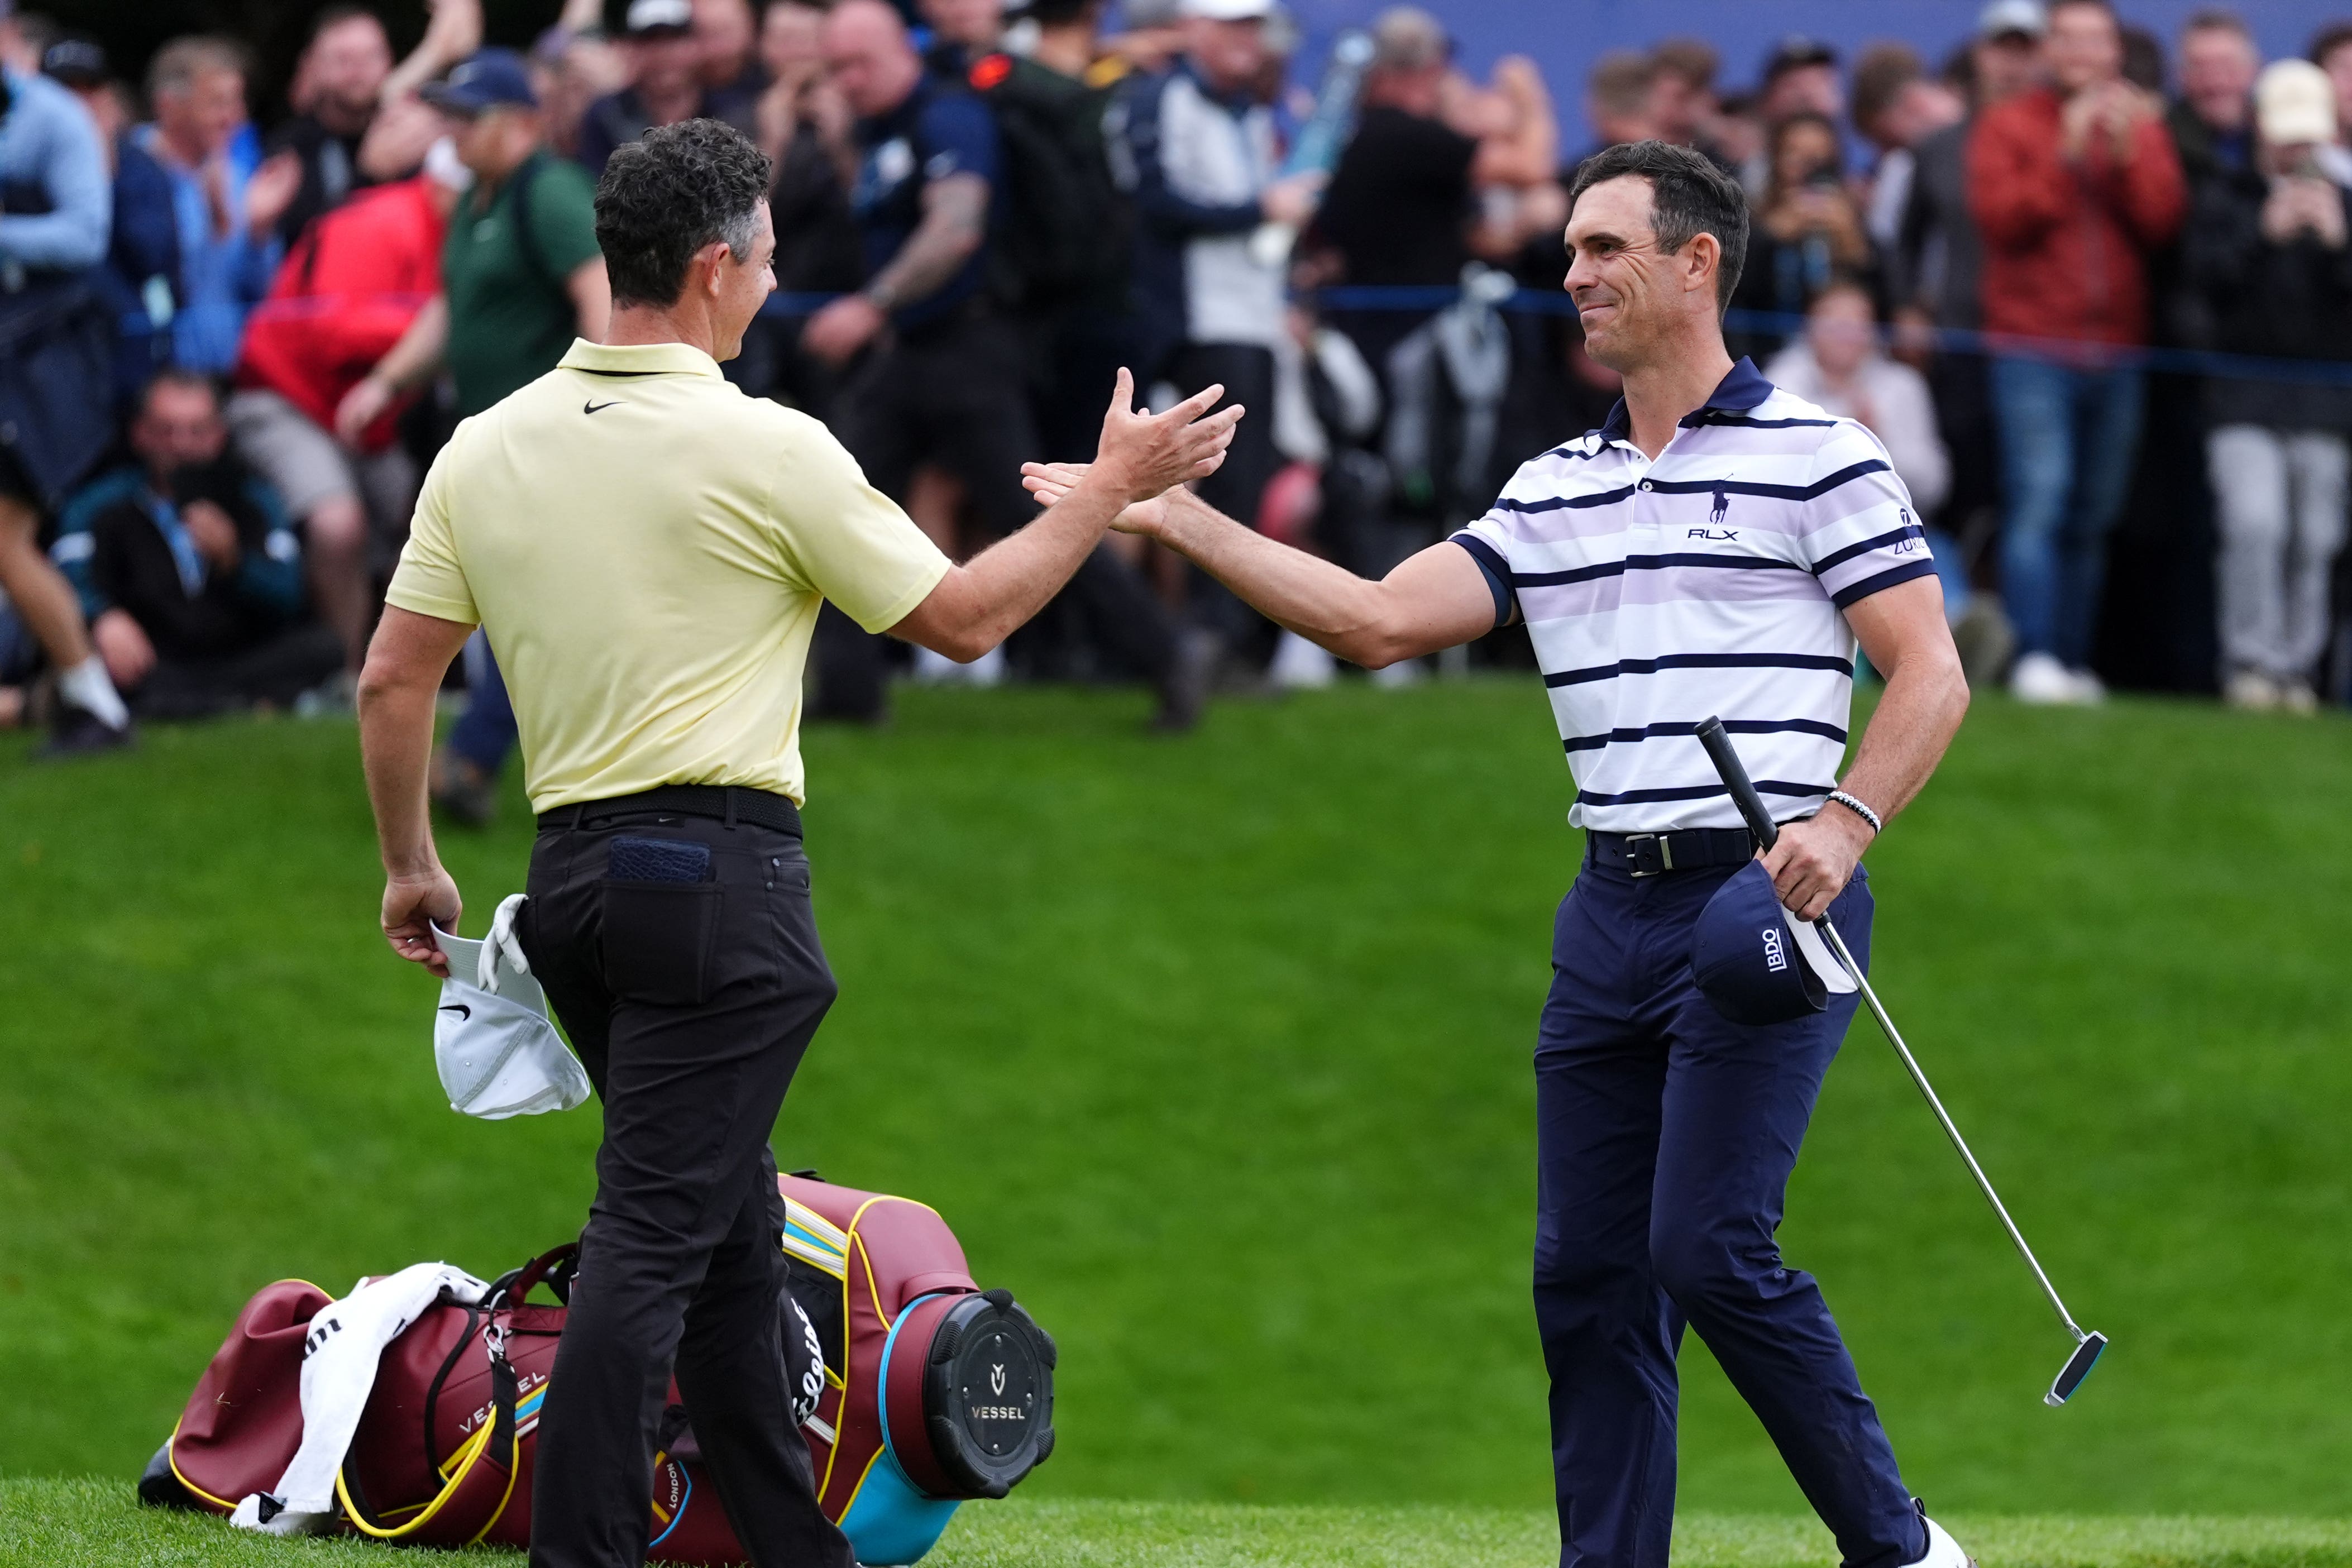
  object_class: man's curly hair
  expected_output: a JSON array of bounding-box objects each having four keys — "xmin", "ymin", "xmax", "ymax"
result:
[{"xmin": 594, "ymin": 118, "xmax": 774, "ymax": 309}]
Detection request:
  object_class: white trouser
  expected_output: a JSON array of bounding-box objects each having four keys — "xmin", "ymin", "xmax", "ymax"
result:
[{"xmin": 2207, "ymin": 424, "xmax": 2349, "ymax": 681}]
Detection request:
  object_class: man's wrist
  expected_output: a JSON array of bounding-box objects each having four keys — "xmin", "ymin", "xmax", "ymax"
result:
[
  {"xmin": 1154, "ymin": 487, "xmax": 1211, "ymax": 547},
  {"xmin": 1825, "ymin": 788, "xmax": 1882, "ymax": 836}
]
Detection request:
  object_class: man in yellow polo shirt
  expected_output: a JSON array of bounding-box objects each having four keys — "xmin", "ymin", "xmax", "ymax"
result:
[{"xmin": 355, "ymin": 118, "xmax": 1238, "ymax": 1568}]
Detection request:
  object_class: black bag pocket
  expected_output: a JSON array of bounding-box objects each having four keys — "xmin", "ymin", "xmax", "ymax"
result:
[{"xmin": 600, "ymin": 839, "xmax": 721, "ymax": 1007}]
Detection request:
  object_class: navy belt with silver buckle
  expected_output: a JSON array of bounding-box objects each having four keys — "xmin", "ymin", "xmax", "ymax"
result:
[{"xmin": 1586, "ymin": 826, "xmax": 1758, "ymax": 878}]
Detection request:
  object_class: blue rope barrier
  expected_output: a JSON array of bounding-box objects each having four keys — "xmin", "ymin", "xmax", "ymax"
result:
[
  {"xmin": 1314, "ymin": 285, "xmax": 2352, "ymax": 390},
  {"xmin": 754, "ymin": 283, "xmax": 2352, "ymax": 390}
]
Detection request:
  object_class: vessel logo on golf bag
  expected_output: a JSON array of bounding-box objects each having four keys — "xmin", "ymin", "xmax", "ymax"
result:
[
  {"xmin": 137, "ymin": 1174, "xmax": 1055, "ymax": 1565},
  {"xmin": 776, "ymin": 1172, "xmax": 1058, "ymax": 1566}
]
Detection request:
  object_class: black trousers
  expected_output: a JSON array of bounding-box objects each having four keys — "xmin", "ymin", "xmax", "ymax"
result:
[
  {"xmin": 130, "ymin": 622, "xmax": 344, "ymax": 720},
  {"xmin": 519, "ymin": 806, "xmax": 853, "ymax": 1568},
  {"xmin": 1165, "ymin": 342, "xmax": 1278, "ymax": 649}
]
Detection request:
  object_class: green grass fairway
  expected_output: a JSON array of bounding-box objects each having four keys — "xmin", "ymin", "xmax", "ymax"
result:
[
  {"xmin": 7, "ymin": 1483, "xmax": 2352, "ymax": 1568},
  {"xmin": 2, "ymin": 684, "xmax": 2348, "ymax": 1533}
]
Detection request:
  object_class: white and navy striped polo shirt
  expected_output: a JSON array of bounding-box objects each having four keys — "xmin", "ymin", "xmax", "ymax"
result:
[{"xmin": 1451, "ymin": 358, "xmax": 1933, "ymax": 835}]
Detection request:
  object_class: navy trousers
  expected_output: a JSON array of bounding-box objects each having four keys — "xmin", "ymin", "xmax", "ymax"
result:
[{"xmin": 1533, "ymin": 850, "xmax": 1921, "ymax": 1568}]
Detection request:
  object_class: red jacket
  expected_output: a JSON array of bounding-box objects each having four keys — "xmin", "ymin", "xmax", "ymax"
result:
[
  {"xmin": 235, "ymin": 178, "xmax": 446, "ymax": 451},
  {"xmin": 1966, "ymin": 87, "xmax": 2186, "ymax": 349}
]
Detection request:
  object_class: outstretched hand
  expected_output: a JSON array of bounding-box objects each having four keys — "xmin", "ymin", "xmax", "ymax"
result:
[
  {"xmin": 1089, "ymin": 370, "xmax": 1243, "ymax": 508},
  {"xmin": 1021, "ymin": 458, "xmax": 1178, "ymax": 538}
]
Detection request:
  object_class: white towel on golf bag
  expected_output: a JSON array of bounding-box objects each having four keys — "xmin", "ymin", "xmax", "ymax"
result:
[
  {"xmin": 228, "ymin": 1262, "xmax": 493, "ymax": 1535},
  {"xmin": 430, "ymin": 895, "xmax": 590, "ymax": 1120}
]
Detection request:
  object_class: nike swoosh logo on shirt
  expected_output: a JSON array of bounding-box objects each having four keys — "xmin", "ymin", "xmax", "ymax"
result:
[
  {"xmin": 583, "ymin": 400, "xmax": 622, "ymax": 415},
  {"xmin": 439, "ymin": 1003, "xmax": 473, "ymax": 1020}
]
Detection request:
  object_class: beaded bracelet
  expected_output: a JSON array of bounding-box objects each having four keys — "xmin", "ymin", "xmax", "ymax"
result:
[{"xmin": 1827, "ymin": 789, "xmax": 1882, "ymax": 835}]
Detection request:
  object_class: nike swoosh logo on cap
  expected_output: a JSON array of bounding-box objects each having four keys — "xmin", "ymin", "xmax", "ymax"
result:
[
  {"xmin": 584, "ymin": 400, "xmax": 622, "ymax": 414},
  {"xmin": 439, "ymin": 1003, "xmax": 473, "ymax": 1020}
]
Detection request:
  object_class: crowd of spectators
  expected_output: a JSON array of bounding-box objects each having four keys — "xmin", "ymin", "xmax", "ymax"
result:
[{"xmin": 2, "ymin": 0, "xmax": 2349, "ymax": 789}]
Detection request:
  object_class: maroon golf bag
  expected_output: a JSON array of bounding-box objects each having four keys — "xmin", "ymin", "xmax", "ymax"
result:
[{"xmin": 140, "ymin": 1174, "xmax": 1055, "ymax": 1565}]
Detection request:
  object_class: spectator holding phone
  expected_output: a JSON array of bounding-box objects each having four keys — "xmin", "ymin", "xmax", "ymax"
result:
[
  {"xmin": 1730, "ymin": 111, "xmax": 1875, "ymax": 358},
  {"xmin": 2184, "ymin": 60, "xmax": 2352, "ymax": 713},
  {"xmin": 50, "ymin": 371, "xmax": 341, "ymax": 720}
]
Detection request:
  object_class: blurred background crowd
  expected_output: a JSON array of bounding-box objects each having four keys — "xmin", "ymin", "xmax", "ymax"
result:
[{"xmin": 1, "ymin": 0, "xmax": 2346, "ymax": 814}]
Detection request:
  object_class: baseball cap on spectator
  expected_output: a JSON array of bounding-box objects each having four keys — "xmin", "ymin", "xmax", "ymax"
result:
[
  {"xmin": 1182, "ymin": 0, "xmax": 1275, "ymax": 20},
  {"xmin": 422, "ymin": 48, "xmax": 539, "ymax": 114},
  {"xmin": 623, "ymin": 0, "xmax": 695, "ymax": 35},
  {"xmin": 41, "ymin": 37, "xmax": 107, "ymax": 88},
  {"xmin": 1762, "ymin": 35, "xmax": 1838, "ymax": 85},
  {"xmin": 1978, "ymin": 0, "xmax": 2048, "ymax": 41},
  {"xmin": 2258, "ymin": 58, "xmax": 2337, "ymax": 146}
]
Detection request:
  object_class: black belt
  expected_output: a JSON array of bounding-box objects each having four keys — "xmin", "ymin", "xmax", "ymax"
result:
[
  {"xmin": 537, "ymin": 784, "xmax": 802, "ymax": 838},
  {"xmin": 1585, "ymin": 826, "xmax": 1758, "ymax": 878}
]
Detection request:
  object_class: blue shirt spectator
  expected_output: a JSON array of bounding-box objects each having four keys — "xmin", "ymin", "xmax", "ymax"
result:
[
  {"xmin": 1112, "ymin": 55, "xmax": 1286, "ymax": 367},
  {"xmin": 135, "ymin": 37, "xmax": 295, "ymax": 375},
  {"xmin": 0, "ymin": 65, "xmax": 110, "ymax": 273},
  {"xmin": 39, "ymin": 37, "xmax": 179, "ymax": 407},
  {"xmin": 849, "ymin": 74, "xmax": 999, "ymax": 332}
]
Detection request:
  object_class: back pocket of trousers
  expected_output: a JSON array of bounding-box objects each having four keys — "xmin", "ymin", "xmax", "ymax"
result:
[{"xmin": 600, "ymin": 880, "xmax": 724, "ymax": 1007}]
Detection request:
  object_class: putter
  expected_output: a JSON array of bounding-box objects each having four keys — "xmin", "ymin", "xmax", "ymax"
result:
[{"xmin": 1692, "ymin": 717, "xmax": 2107, "ymax": 1407}]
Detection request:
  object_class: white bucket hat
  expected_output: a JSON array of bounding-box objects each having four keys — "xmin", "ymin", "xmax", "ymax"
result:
[{"xmin": 430, "ymin": 896, "xmax": 591, "ymax": 1120}]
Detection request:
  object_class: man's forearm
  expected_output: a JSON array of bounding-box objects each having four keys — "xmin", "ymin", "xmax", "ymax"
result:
[
  {"xmin": 357, "ymin": 676, "xmax": 442, "ymax": 878},
  {"xmin": 375, "ymin": 296, "xmax": 450, "ymax": 393},
  {"xmin": 1156, "ymin": 493, "xmax": 1416, "ymax": 666},
  {"xmin": 1836, "ymin": 649, "xmax": 1968, "ymax": 828},
  {"xmin": 866, "ymin": 177, "xmax": 985, "ymax": 313},
  {"xmin": 909, "ymin": 479, "xmax": 1128, "ymax": 658}
]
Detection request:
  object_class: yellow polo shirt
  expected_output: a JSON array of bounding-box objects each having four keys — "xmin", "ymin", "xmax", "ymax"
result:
[{"xmin": 385, "ymin": 339, "xmax": 950, "ymax": 811}]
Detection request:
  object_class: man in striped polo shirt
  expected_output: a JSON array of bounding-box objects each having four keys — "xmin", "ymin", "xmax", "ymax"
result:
[{"xmin": 1024, "ymin": 141, "xmax": 1972, "ymax": 1568}]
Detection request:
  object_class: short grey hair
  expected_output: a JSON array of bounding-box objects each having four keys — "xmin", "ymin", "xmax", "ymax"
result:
[
  {"xmin": 1371, "ymin": 6, "xmax": 1446, "ymax": 72},
  {"xmin": 148, "ymin": 36, "xmax": 247, "ymax": 102}
]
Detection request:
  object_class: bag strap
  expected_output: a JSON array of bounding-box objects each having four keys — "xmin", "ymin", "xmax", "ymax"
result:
[
  {"xmin": 507, "ymin": 1241, "xmax": 579, "ymax": 1307},
  {"xmin": 334, "ymin": 1319, "xmax": 519, "ymax": 1546},
  {"xmin": 504, "ymin": 152, "xmax": 556, "ymax": 295}
]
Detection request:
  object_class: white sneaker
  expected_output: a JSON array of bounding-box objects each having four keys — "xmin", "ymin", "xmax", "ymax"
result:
[
  {"xmin": 2066, "ymin": 665, "xmax": 2107, "ymax": 704},
  {"xmin": 2009, "ymin": 651, "xmax": 2080, "ymax": 705},
  {"xmin": 2222, "ymin": 669, "xmax": 2279, "ymax": 711},
  {"xmin": 2280, "ymin": 679, "xmax": 2319, "ymax": 715},
  {"xmin": 1908, "ymin": 1512, "xmax": 1976, "ymax": 1568},
  {"xmin": 1268, "ymin": 630, "xmax": 1337, "ymax": 690}
]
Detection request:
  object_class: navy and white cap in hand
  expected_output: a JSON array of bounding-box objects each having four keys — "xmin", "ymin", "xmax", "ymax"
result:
[
  {"xmin": 430, "ymin": 896, "xmax": 590, "ymax": 1120},
  {"xmin": 1690, "ymin": 861, "xmax": 1857, "ymax": 1025}
]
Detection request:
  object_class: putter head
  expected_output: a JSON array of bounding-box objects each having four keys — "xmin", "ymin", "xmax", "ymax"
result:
[{"xmin": 2044, "ymin": 1331, "xmax": 2107, "ymax": 1406}]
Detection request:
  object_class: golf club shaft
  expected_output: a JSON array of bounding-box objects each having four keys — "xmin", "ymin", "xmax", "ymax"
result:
[
  {"xmin": 1691, "ymin": 718, "xmax": 2086, "ymax": 1344},
  {"xmin": 1811, "ymin": 914, "xmax": 2083, "ymax": 1342}
]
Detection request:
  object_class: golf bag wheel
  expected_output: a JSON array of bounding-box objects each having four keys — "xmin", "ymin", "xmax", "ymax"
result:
[{"xmin": 885, "ymin": 1290, "xmax": 1056, "ymax": 1500}]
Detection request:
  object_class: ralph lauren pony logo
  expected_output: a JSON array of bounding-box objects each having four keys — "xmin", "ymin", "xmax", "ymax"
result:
[{"xmin": 1689, "ymin": 480, "xmax": 1738, "ymax": 542}]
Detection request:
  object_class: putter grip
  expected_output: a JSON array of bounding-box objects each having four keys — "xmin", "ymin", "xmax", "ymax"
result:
[{"xmin": 1695, "ymin": 716, "xmax": 1779, "ymax": 851}]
